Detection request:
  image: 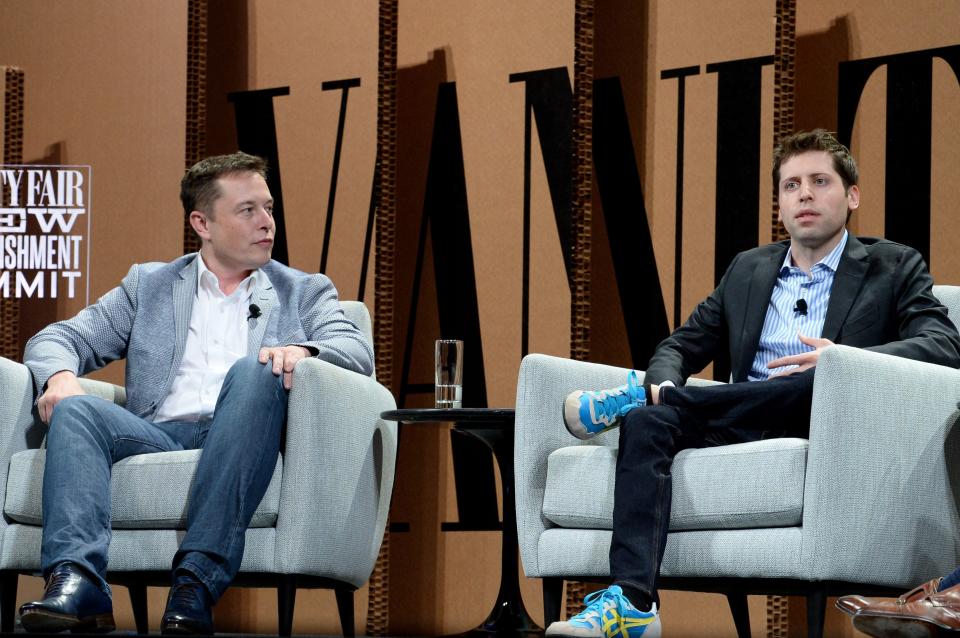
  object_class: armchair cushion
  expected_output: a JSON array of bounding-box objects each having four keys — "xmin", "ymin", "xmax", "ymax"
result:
[
  {"xmin": 542, "ymin": 438, "xmax": 808, "ymax": 531},
  {"xmin": 5, "ymin": 449, "xmax": 283, "ymax": 529}
]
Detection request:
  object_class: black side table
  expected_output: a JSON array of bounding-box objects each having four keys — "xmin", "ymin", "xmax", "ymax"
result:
[{"xmin": 381, "ymin": 408, "xmax": 541, "ymax": 636}]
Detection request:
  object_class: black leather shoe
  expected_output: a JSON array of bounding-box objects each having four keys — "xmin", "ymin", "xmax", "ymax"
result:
[
  {"xmin": 18, "ymin": 562, "xmax": 115, "ymax": 633},
  {"xmin": 161, "ymin": 571, "xmax": 214, "ymax": 635}
]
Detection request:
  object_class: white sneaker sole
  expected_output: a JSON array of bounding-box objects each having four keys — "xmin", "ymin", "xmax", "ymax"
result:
[
  {"xmin": 545, "ymin": 614, "xmax": 661, "ymax": 638},
  {"xmin": 563, "ymin": 391, "xmax": 597, "ymax": 440}
]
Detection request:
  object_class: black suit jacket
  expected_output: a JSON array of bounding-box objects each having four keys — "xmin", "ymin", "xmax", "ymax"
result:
[{"xmin": 646, "ymin": 235, "xmax": 960, "ymax": 386}]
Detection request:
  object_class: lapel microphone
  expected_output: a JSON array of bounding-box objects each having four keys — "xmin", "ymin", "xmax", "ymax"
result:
[
  {"xmin": 248, "ymin": 304, "xmax": 262, "ymax": 320},
  {"xmin": 794, "ymin": 299, "xmax": 808, "ymax": 316}
]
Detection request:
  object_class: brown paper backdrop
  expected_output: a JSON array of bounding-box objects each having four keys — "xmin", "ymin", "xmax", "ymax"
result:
[
  {"xmin": 0, "ymin": 1, "xmax": 188, "ymax": 633},
  {"xmin": 0, "ymin": 0, "xmax": 187, "ymax": 370}
]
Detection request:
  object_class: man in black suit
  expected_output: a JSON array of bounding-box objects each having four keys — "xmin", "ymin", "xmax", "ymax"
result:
[{"xmin": 547, "ymin": 129, "xmax": 960, "ymax": 638}]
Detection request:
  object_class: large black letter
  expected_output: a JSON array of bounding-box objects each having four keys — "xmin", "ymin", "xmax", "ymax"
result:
[
  {"xmin": 228, "ymin": 87, "xmax": 291, "ymax": 265},
  {"xmin": 706, "ymin": 55, "xmax": 774, "ymax": 380},
  {"xmin": 661, "ymin": 65, "xmax": 701, "ymax": 329},
  {"xmin": 509, "ymin": 68, "xmax": 573, "ymax": 357},
  {"xmin": 396, "ymin": 82, "xmax": 497, "ymax": 531},
  {"xmin": 838, "ymin": 45, "xmax": 960, "ymax": 264},
  {"xmin": 510, "ymin": 68, "xmax": 673, "ymax": 369},
  {"xmin": 318, "ymin": 78, "xmax": 362, "ymax": 274},
  {"xmin": 593, "ymin": 76, "xmax": 671, "ymax": 368}
]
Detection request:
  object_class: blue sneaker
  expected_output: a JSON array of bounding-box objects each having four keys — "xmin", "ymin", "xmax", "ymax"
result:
[
  {"xmin": 563, "ymin": 371, "xmax": 646, "ymax": 439},
  {"xmin": 545, "ymin": 586, "xmax": 660, "ymax": 638}
]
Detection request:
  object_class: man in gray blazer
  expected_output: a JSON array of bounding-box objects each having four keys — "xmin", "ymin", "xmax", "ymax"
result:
[
  {"xmin": 550, "ymin": 130, "xmax": 960, "ymax": 638},
  {"xmin": 18, "ymin": 152, "xmax": 373, "ymax": 634}
]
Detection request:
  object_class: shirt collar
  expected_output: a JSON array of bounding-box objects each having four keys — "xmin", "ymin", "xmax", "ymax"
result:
[
  {"xmin": 780, "ymin": 229, "xmax": 848, "ymax": 275},
  {"xmin": 196, "ymin": 253, "xmax": 260, "ymax": 299}
]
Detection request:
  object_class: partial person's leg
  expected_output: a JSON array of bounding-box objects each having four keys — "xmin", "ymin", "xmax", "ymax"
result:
[
  {"xmin": 173, "ymin": 355, "xmax": 287, "ymax": 601},
  {"xmin": 836, "ymin": 574, "xmax": 944, "ymax": 618},
  {"xmin": 603, "ymin": 371, "xmax": 815, "ymax": 608},
  {"xmin": 939, "ymin": 566, "xmax": 960, "ymax": 591},
  {"xmin": 41, "ymin": 396, "xmax": 191, "ymax": 588},
  {"xmin": 547, "ymin": 405, "xmax": 708, "ymax": 638},
  {"xmin": 563, "ymin": 368, "xmax": 813, "ymax": 441},
  {"xmin": 551, "ymin": 371, "xmax": 815, "ymax": 637},
  {"xmin": 23, "ymin": 397, "xmax": 191, "ymax": 632},
  {"xmin": 844, "ymin": 571, "xmax": 960, "ymax": 637},
  {"xmin": 659, "ymin": 368, "xmax": 815, "ymax": 435},
  {"xmin": 609, "ymin": 404, "xmax": 708, "ymax": 610}
]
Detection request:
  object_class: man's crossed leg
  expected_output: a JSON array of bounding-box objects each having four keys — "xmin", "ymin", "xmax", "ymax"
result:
[{"xmin": 548, "ymin": 370, "xmax": 815, "ymax": 638}]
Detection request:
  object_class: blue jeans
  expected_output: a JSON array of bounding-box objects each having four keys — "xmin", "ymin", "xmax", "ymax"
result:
[
  {"xmin": 610, "ymin": 368, "xmax": 816, "ymax": 606},
  {"xmin": 939, "ymin": 567, "xmax": 960, "ymax": 590},
  {"xmin": 41, "ymin": 356, "xmax": 287, "ymax": 601}
]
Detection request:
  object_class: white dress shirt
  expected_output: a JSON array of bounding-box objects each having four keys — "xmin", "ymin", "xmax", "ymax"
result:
[{"xmin": 154, "ymin": 255, "xmax": 259, "ymax": 422}]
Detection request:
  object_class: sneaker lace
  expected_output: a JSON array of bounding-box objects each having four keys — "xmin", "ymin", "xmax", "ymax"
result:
[
  {"xmin": 594, "ymin": 371, "xmax": 644, "ymax": 423},
  {"xmin": 574, "ymin": 587, "xmax": 629, "ymax": 628}
]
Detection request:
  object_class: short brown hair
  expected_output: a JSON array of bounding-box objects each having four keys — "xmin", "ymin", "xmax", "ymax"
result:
[
  {"xmin": 772, "ymin": 129, "xmax": 858, "ymax": 196},
  {"xmin": 180, "ymin": 152, "xmax": 268, "ymax": 217}
]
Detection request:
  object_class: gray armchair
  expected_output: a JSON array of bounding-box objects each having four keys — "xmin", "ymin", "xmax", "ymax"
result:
[
  {"xmin": 0, "ymin": 301, "xmax": 397, "ymax": 636},
  {"xmin": 515, "ymin": 286, "xmax": 960, "ymax": 638}
]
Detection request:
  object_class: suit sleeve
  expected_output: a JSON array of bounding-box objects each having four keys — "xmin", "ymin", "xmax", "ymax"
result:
[
  {"xmin": 644, "ymin": 253, "xmax": 739, "ymax": 386},
  {"xmin": 863, "ymin": 248, "xmax": 960, "ymax": 368},
  {"xmin": 23, "ymin": 265, "xmax": 140, "ymax": 394},
  {"xmin": 291, "ymin": 274, "xmax": 375, "ymax": 377}
]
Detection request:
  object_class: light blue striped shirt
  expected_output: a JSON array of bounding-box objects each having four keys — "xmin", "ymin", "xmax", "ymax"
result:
[{"xmin": 748, "ymin": 231, "xmax": 848, "ymax": 380}]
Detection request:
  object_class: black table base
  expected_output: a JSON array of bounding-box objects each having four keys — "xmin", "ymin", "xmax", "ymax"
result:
[{"xmin": 382, "ymin": 409, "xmax": 542, "ymax": 637}]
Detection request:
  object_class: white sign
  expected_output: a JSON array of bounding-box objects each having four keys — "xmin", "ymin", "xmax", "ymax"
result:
[{"xmin": 0, "ymin": 165, "xmax": 91, "ymax": 303}]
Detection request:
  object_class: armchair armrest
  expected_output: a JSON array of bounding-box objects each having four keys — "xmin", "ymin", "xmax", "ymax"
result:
[
  {"xmin": 0, "ymin": 357, "xmax": 44, "ymax": 534},
  {"xmin": 514, "ymin": 353, "xmax": 725, "ymax": 577},
  {"xmin": 275, "ymin": 356, "xmax": 397, "ymax": 586},
  {"xmin": 76, "ymin": 377, "xmax": 126, "ymax": 406},
  {"xmin": 802, "ymin": 345, "xmax": 960, "ymax": 588},
  {"xmin": 515, "ymin": 354, "xmax": 640, "ymax": 577},
  {"xmin": 0, "ymin": 357, "xmax": 36, "ymax": 441}
]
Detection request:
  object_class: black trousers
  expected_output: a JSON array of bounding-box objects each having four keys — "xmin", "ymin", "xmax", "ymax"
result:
[{"xmin": 609, "ymin": 368, "xmax": 816, "ymax": 604}]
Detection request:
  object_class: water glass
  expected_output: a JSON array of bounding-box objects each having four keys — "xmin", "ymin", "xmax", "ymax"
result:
[{"xmin": 435, "ymin": 339, "xmax": 463, "ymax": 408}]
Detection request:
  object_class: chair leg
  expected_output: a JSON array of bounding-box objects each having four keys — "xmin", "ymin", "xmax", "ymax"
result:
[
  {"xmin": 0, "ymin": 570, "xmax": 18, "ymax": 634},
  {"xmin": 127, "ymin": 582, "xmax": 149, "ymax": 634},
  {"xmin": 335, "ymin": 588, "xmax": 355, "ymax": 637},
  {"xmin": 277, "ymin": 575, "xmax": 296, "ymax": 637},
  {"xmin": 725, "ymin": 592, "xmax": 751, "ymax": 638},
  {"xmin": 806, "ymin": 586, "xmax": 827, "ymax": 638},
  {"xmin": 543, "ymin": 577, "xmax": 564, "ymax": 626}
]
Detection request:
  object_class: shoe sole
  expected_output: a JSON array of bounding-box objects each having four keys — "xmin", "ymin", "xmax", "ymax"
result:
[
  {"xmin": 161, "ymin": 620, "xmax": 213, "ymax": 635},
  {"xmin": 546, "ymin": 617, "xmax": 661, "ymax": 638},
  {"xmin": 854, "ymin": 614, "xmax": 959, "ymax": 637},
  {"xmin": 562, "ymin": 394, "xmax": 595, "ymax": 440},
  {"xmin": 835, "ymin": 596, "xmax": 871, "ymax": 617},
  {"xmin": 563, "ymin": 398, "xmax": 619, "ymax": 440},
  {"xmin": 20, "ymin": 609, "xmax": 116, "ymax": 634}
]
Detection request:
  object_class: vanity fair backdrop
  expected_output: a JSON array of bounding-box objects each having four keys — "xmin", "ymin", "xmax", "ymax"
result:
[{"xmin": 1, "ymin": 1, "xmax": 959, "ymax": 636}]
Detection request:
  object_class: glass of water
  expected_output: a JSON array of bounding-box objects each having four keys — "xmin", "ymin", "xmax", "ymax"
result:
[{"xmin": 435, "ymin": 339, "xmax": 463, "ymax": 408}]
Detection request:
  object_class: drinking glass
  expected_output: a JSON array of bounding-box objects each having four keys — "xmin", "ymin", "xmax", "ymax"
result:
[{"xmin": 435, "ymin": 339, "xmax": 463, "ymax": 408}]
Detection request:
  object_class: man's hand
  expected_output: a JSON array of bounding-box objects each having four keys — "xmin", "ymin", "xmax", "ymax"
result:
[
  {"xmin": 767, "ymin": 333, "xmax": 835, "ymax": 377},
  {"xmin": 39, "ymin": 371, "xmax": 85, "ymax": 424},
  {"xmin": 258, "ymin": 345, "xmax": 312, "ymax": 390}
]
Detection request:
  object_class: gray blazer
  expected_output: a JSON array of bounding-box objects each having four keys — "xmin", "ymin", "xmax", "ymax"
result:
[
  {"xmin": 24, "ymin": 253, "xmax": 374, "ymax": 420},
  {"xmin": 646, "ymin": 235, "xmax": 960, "ymax": 385}
]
